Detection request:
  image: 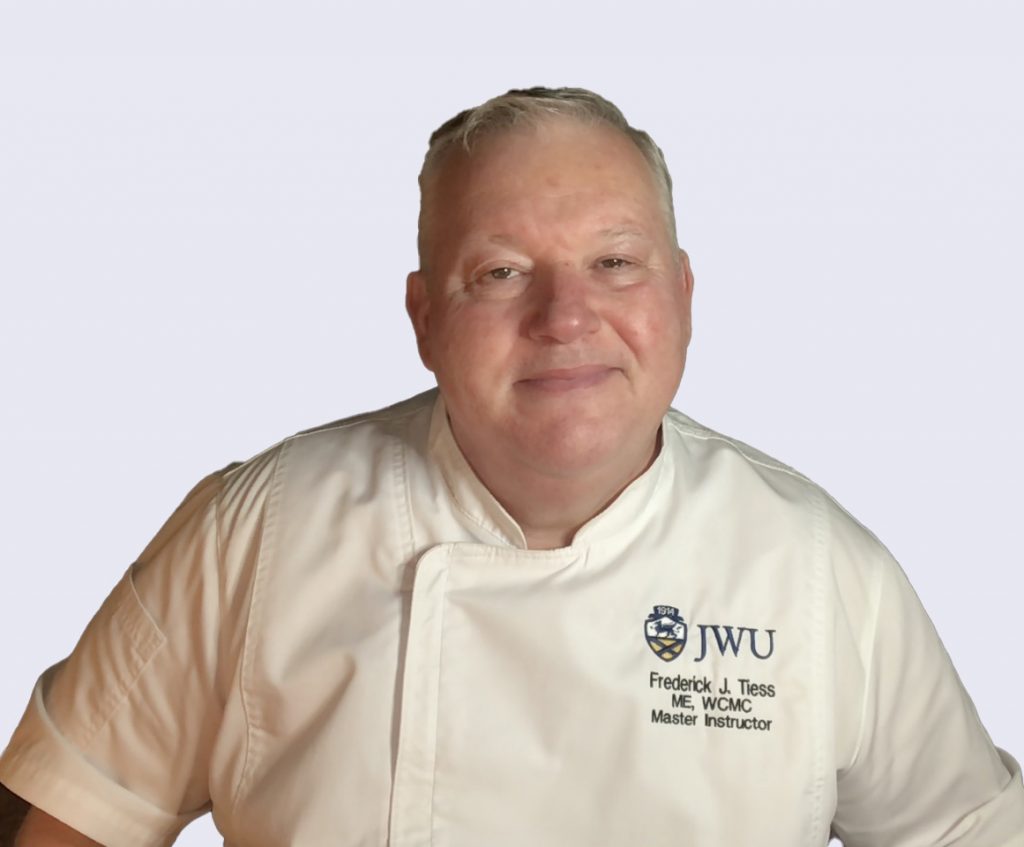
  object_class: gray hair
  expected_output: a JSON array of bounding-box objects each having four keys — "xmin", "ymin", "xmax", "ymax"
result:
[{"xmin": 416, "ymin": 86, "xmax": 678, "ymax": 265}]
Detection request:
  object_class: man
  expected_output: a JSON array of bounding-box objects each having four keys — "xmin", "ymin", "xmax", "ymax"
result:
[{"xmin": 1, "ymin": 87, "xmax": 1022, "ymax": 845}]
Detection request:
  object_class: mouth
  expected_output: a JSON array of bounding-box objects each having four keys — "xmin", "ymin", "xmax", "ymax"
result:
[{"xmin": 516, "ymin": 365, "xmax": 616, "ymax": 393}]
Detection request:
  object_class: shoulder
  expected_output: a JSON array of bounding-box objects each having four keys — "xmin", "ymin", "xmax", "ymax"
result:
[
  {"xmin": 288, "ymin": 389, "xmax": 437, "ymax": 446},
  {"xmin": 665, "ymin": 408, "xmax": 815, "ymax": 482},
  {"xmin": 274, "ymin": 388, "xmax": 435, "ymax": 467},
  {"xmin": 663, "ymin": 409, "xmax": 903, "ymax": 682},
  {"xmin": 193, "ymin": 390, "xmax": 438, "ymax": 535},
  {"xmin": 664, "ymin": 407, "xmax": 892, "ymax": 572},
  {"xmin": 146, "ymin": 391, "xmax": 436, "ymax": 550},
  {"xmin": 217, "ymin": 389, "xmax": 436, "ymax": 491}
]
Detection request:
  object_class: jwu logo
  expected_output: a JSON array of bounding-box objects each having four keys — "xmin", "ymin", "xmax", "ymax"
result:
[{"xmin": 644, "ymin": 605, "xmax": 776, "ymax": 663}]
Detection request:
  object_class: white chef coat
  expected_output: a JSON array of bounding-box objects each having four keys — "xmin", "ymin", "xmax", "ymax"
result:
[{"xmin": 1, "ymin": 389, "xmax": 1022, "ymax": 846}]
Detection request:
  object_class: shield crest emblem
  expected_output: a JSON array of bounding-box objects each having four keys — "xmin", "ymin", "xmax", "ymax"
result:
[{"xmin": 645, "ymin": 605, "xmax": 687, "ymax": 662}]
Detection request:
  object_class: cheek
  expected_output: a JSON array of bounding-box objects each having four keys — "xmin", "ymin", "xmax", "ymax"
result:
[
  {"xmin": 431, "ymin": 303, "xmax": 520, "ymax": 376},
  {"xmin": 613, "ymin": 292, "xmax": 688, "ymax": 361}
]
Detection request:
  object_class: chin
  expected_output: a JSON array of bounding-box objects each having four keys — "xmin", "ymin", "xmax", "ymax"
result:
[{"xmin": 516, "ymin": 420, "xmax": 650, "ymax": 478}]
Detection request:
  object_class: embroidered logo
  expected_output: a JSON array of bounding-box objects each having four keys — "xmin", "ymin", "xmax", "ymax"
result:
[
  {"xmin": 644, "ymin": 604, "xmax": 778, "ymax": 663},
  {"xmin": 645, "ymin": 605, "xmax": 688, "ymax": 662}
]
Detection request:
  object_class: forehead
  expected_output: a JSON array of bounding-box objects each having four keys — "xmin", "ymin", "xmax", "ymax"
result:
[
  {"xmin": 437, "ymin": 119, "xmax": 658, "ymax": 203},
  {"xmin": 425, "ymin": 119, "xmax": 667, "ymax": 247}
]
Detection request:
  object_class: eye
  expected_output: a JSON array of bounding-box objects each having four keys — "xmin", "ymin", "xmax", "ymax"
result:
[
  {"xmin": 465, "ymin": 264, "xmax": 530, "ymax": 300},
  {"xmin": 484, "ymin": 267, "xmax": 521, "ymax": 281},
  {"xmin": 598, "ymin": 257, "xmax": 632, "ymax": 270}
]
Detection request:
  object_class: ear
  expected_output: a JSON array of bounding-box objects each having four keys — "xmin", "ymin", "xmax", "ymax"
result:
[
  {"xmin": 677, "ymin": 248, "xmax": 695, "ymax": 340},
  {"xmin": 405, "ymin": 270, "xmax": 435, "ymax": 371},
  {"xmin": 677, "ymin": 249, "xmax": 695, "ymax": 299}
]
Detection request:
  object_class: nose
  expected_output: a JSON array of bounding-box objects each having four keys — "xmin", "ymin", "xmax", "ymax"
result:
[{"xmin": 526, "ymin": 264, "xmax": 601, "ymax": 344}]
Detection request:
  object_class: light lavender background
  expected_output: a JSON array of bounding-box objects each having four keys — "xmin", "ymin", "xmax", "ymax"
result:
[{"xmin": 1, "ymin": 2, "xmax": 1021, "ymax": 843}]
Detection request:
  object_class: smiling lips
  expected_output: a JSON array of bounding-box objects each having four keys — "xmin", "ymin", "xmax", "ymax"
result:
[{"xmin": 517, "ymin": 365, "xmax": 616, "ymax": 392}]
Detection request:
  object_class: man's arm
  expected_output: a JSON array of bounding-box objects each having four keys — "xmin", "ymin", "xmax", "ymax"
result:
[
  {"xmin": 1, "ymin": 787, "xmax": 101, "ymax": 847},
  {"xmin": 0, "ymin": 469, "xmax": 239, "ymax": 845},
  {"xmin": 830, "ymin": 535, "xmax": 1024, "ymax": 843},
  {"xmin": 14, "ymin": 808, "xmax": 102, "ymax": 847},
  {"xmin": 0, "ymin": 785, "xmax": 29, "ymax": 847}
]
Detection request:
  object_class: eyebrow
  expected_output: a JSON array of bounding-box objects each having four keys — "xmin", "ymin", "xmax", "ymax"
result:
[
  {"xmin": 482, "ymin": 227, "xmax": 651, "ymax": 246},
  {"xmin": 597, "ymin": 227, "xmax": 650, "ymax": 241},
  {"xmin": 485, "ymin": 234, "xmax": 522, "ymax": 247}
]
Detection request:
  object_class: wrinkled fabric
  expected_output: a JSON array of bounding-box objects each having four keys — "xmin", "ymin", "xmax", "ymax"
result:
[{"xmin": 1, "ymin": 390, "xmax": 1022, "ymax": 846}]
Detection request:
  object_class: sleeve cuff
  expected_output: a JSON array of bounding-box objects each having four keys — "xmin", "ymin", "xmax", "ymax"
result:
[{"xmin": 0, "ymin": 676, "xmax": 202, "ymax": 847}]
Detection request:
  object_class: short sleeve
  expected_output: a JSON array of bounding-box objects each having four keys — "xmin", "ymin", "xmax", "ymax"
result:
[
  {"xmin": 832, "ymin": 547, "xmax": 1024, "ymax": 845},
  {"xmin": 0, "ymin": 468, "xmax": 238, "ymax": 847}
]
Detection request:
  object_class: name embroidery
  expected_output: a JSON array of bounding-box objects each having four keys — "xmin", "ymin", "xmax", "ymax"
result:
[{"xmin": 644, "ymin": 605, "xmax": 778, "ymax": 733}]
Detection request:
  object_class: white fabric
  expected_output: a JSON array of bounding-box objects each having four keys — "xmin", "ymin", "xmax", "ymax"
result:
[{"xmin": 2, "ymin": 389, "xmax": 1022, "ymax": 846}]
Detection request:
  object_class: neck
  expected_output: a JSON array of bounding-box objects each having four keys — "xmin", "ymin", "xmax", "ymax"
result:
[{"xmin": 454, "ymin": 430, "xmax": 661, "ymax": 550}]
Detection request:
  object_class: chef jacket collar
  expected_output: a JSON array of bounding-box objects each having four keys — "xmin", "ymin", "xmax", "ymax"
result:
[{"xmin": 427, "ymin": 394, "xmax": 672, "ymax": 550}]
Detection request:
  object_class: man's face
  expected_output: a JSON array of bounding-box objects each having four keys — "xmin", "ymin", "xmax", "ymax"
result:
[{"xmin": 407, "ymin": 118, "xmax": 694, "ymax": 484}]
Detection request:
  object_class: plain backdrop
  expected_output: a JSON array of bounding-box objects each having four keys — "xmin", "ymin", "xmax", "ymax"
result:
[{"xmin": 1, "ymin": 2, "xmax": 1021, "ymax": 843}]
